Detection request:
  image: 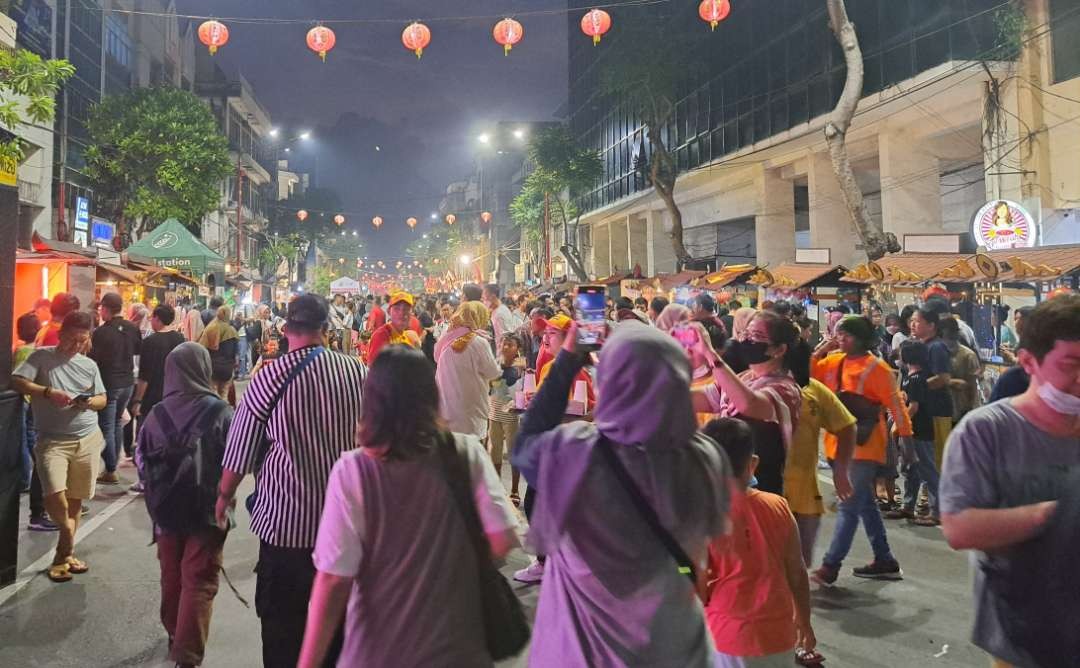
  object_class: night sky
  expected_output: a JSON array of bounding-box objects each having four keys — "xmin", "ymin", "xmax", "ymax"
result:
[{"xmin": 176, "ymin": 0, "xmax": 569, "ymax": 258}]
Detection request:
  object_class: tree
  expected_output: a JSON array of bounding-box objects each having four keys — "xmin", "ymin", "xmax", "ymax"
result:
[
  {"xmin": 266, "ymin": 186, "xmax": 346, "ymax": 283},
  {"xmin": 509, "ymin": 126, "xmax": 601, "ymax": 281},
  {"xmin": 600, "ymin": 23, "xmax": 700, "ymax": 268},
  {"xmin": 824, "ymin": 0, "xmax": 900, "ymax": 261},
  {"xmin": 0, "ymin": 47, "xmax": 74, "ymax": 165},
  {"xmin": 85, "ymin": 86, "xmax": 232, "ymax": 239}
]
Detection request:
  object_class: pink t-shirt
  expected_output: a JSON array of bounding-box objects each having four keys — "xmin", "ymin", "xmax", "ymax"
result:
[{"xmin": 704, "ymin": 370, "xmax": 802, "ymax": 452}]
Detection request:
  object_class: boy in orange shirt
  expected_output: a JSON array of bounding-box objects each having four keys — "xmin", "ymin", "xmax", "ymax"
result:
[{"xmin": 703, "ymin": 418, "xmax": 820, "ymax": 668}]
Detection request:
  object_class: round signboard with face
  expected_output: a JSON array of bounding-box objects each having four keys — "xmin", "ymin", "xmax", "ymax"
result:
[{"xmin": 972, "ymin": 200, "xmax": 1036, "ymax": 250}]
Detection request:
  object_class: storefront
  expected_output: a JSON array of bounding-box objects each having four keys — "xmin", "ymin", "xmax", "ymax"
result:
[{"xmin": 126, "ymin": 219, "xmax": 226, "ymax": 297}]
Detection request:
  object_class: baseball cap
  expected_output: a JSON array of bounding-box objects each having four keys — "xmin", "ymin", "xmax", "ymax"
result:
[
  {"xmin": 388, "ymin": 292, "xmax": 414, "ymax": 307},
  {"xmin": 540, "ymin": 313, "xmax": 573, "ymax": 331},
  {"xmin": 286, "ymin": 294, "xmax": 329, "ymax": 330}
]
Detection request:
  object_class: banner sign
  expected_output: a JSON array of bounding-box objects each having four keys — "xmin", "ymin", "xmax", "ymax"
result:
[{"xmin": 972, "ymin": 200, "xmax": 1036, "ymax": 250}]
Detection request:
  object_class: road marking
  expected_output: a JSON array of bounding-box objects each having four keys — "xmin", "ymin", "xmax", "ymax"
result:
[
  {"xmin": 818, "ymin": 471, "xmax": 835, "ymax": 488},
  {"xmin": 0, "ymin": 492, "xmax": 140, "ymax": 608}
]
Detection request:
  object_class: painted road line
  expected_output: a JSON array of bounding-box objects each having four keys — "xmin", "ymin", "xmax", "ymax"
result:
[{"xmin": 0, "ymin": 492, "xmax": 141, "ymax": 608}]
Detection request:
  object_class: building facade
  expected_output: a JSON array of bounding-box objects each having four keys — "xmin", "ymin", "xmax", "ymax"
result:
[{"xmin": 568, "ymin": 0, "xmax": 1080, "ymax": 279}]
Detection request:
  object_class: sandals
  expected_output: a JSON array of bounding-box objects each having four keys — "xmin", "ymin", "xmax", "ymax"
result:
[
  {"xmin": 66, "ymin": 556, "xmax": 89, "ymax": 574},
  {"xmin": 47, "ymin": 563, "xmax": 72, "ymax": 583},
  {"xmin": 796, "ymin": 648, "xmax": 826, "ymax": 666},
  {"xmin": 911, "ymin": 515, "xmax": 941, "ymax": 527}
]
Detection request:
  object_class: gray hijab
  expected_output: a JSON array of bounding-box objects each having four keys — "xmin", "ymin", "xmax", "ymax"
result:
[{"xmin": 160, "ymin": 342, "xmax": 219, "ymax": 423}]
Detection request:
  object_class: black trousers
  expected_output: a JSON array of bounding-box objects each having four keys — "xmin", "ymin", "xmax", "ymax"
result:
[{"xmin": 255, "ymin": 541, "xmax": 343, "ymax": 668}]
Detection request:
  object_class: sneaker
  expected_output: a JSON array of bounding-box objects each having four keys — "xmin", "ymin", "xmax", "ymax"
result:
[
  {"xmin": 513, "ymin": 560, "xmax": 544, "ymax": 584},
  {"xmin": 28, "ymin": 516, "xmax": 59, "ymax": 532},
  {"xmin": 882, "ymin": 508, "xmax": 914, "ymax": 520},
  {"xmin": 810, "ymin": 564, "xmax": 839, "ymax": 587},
  {"xmin": 911, "ymin": 515, "xmax": 940, "ymax": 527},
  {"xmin": 128, "ymin": 481, "xmax": 145, "ymax": 495},
  {"xmin": 852, "ymin": 560, "xmax": 903, "ymax": 580},
  {"xmin": 97, "ymin": 471, "xmax": 120, "ymax": 485}
]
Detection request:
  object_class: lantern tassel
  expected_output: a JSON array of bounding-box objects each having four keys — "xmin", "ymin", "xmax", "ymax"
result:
[
  {"xmin": 504, "ymin": 43, "xmax": 511, "ymax": 56},
  {"xmin": 320, "ymin": 50, "xmax": 327, "ymax": 62},
  {"xmin": 415, "ymin": 47, "xmax": 422, "ymax": 59},
  {"xmin": 593, "ymin": 34, "xmax": 600, "ymax": 46},
  {"xmin": 710, "ymin": 20, "xmax": 718, "ymax": 31},
  {"xmin": 209, "ymin": 45, "xmax": 218, "ymax": 55}
]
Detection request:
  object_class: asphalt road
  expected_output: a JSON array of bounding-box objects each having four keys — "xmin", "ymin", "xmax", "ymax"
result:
[{"xmin": 1, "ymin": 441, "xmax": 986, "ymax": 667}]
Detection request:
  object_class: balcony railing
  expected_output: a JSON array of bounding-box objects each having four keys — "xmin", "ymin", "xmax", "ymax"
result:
[{"xmin": 17, "ymin": 179, "xmax": 42, "ymax": 205}]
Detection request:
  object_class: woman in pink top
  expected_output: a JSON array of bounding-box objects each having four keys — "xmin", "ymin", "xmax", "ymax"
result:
[{"xmin": 703, "ymin": 418, "xmax": 818, "ymax": 668}]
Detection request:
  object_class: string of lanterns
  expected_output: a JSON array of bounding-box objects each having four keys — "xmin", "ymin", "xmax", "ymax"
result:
[
  {"xmin": 294, "ymin": 208, "xmax": 493, "ymax": 230},
  {"xmin": 197, "ymin": 3, "xmax": 732, "ymax": 60}
]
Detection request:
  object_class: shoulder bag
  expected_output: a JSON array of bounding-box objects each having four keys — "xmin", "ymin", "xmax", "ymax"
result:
[
  {"xmin": 830, "ymin": 356, "xmax": 884, "ymax": 446},
  {"xmin": 436, "ymin": 432, "xmax": 530, "ymax": 661},
  {"xmin": 595, "ymin": 435, "xmax": 698, "ymax": 584}
]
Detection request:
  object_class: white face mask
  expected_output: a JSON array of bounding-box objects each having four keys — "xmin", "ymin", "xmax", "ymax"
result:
[{"xmin": 1037, "ymin": 381, "xmax": 1080, "ymax": 416}]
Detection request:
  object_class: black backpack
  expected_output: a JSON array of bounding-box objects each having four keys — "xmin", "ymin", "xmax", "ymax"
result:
[{"xmin": 139, "ymin": 397, "xmax": 229, "ymax": 533}]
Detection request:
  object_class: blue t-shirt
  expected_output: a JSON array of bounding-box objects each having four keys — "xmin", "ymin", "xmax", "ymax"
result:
[
  {"xmin": 925, "ymin": 337, "xmax": 954, "ymax": 418},
  {"xmin": 901, "ymin": 370, "xmax": 934, "ymax": 441}
]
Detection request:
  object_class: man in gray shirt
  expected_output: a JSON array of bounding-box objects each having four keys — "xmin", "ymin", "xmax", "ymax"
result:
[
  {"xmin": 940, "ymin": 295, "xmax": 1080, "ymax": 666},
  {"xmin": 13, "ymin": 311, "xmax": 107, "ymax": 583}
]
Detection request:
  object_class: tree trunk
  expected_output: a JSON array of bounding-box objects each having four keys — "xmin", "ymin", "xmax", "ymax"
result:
[
  {"xmin": 553, "ymin": 195, "xmax": 590, "ymax": 282},
  {"xmin": 646, "ymin": 125, "xmax": 692, "ymax": 269},
  {"xmin": 824, "ymin": 0, "xmax": 899, "ymax": 261}
]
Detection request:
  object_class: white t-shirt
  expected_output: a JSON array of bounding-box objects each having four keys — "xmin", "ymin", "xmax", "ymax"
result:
[
  {"xmin": 490, "ymin": 303, "xmax": 516, "ymax": 348},
  {"xmin": 436, "ymin": 335, "xmax": 502, "ymax": 439}
]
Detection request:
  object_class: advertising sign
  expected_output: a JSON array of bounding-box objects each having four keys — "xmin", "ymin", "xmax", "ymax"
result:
[
  {"xmin": 972, "ymin": 200, "xmax": 1037, "ymax": 250},
  {"xmin": 91, "ymin": 217, "xmax": 115, "ymax": 249}
]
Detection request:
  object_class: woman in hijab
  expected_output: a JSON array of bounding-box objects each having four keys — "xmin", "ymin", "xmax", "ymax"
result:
[
  {"xmin": 136, "ymin": 343, "xmax": 233, "ymax": 668},
  {"xmin": 434, "ymin": 302, "xmax": 502, "ymax": 439},
  {"xmin": 512, "ymin": 320, "xmax": 730, "ymax": 667},
  {"xmin": 722, "ymin": 306, "xmax": 758, "ymax": 374},
  {"xmin": 198, "ymin": 306, "xmax": 238, "ymax": 400}
]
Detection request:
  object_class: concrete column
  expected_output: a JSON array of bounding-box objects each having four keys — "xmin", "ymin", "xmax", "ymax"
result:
[
  {"xmin": 879, "ymin": 128, "xmax": 943, "ymax": 240},
  {"xmin": 609, "ymin": 216, "xmax": 630, "ymax": 274},
  {"xmin": 808, "ymin": 151, "xmax": 860, "ymax": 267},
  {"xmin": 647, "ymin": 210, "xmax": 678, "ymax": 275},
  {"xmin": 593, "ymin": 222, "xmax": 611, "ymax": 278},
  {"xmin": 628, "ymin": 215, "xmax": 649, "ymax": 273},
  {"xmin": 755, "ymin": 167, "xmax": 796, "ymax": 268}
]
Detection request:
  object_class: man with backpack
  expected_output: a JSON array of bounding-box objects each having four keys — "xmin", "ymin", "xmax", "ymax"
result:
[{"xmin": 137, "ymin": 342, "xmax": 234, "ymax": 668}]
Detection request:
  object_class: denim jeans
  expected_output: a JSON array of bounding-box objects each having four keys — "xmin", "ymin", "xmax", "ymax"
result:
[
  {"xmin": 99, "ymin": 385, "xmax": 134, "ymax": 473},
  {"xmin": 822, "ymin": 460, "xmax": 896, "ymax": 569},
  {"xmin": 19, "ymin": 401, "xmax": 33, "ymax": 490},
  {"xmin": 236, "ymin": 337, "xmax": 250, "ymax": 377},
  {"xmin": 24, "ymin": 406, "xmax": 44, "ymax": 518},
  {"xmin": 902, "ymin": 438, "xmax": 941, "ymax": 517}
]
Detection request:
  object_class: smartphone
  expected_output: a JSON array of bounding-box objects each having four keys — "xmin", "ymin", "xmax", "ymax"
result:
[
  {"xmin": 671, "ymin": 323, "xmax": 699, "ymax": 350},
  {"xmin": 74, "ymin": 393, "xmax": 93, "ymax": 403},
  {"xmin": 575, "ymin": 285, "xmax": 607, "ymax": 348}
]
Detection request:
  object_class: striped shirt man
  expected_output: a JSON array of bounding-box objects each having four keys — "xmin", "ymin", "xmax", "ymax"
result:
[{"xmin": 223, "ymin": 344, "xmax": 366, "ymax": 548}]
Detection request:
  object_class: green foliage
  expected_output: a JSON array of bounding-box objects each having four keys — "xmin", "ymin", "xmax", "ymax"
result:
[
  {"xmin": 510, "ymin": 126, "xmax": 600, "ymax": 236},
  {"xmin": 85, "ymin": 86, "xmax": 232, "ymax": 236},
  {"xmin": 308, "ymin": 264, "xmax": 336, "ymax": 296},
  {"xmin": 992, "ymin": 1, "xmax": 1028, "ymax": 61},
  {"xmin": 404, "ymin": 224, "xmax": 465, "ymax": 267},
  {"xmin": 0, "ymin": 48, "xmax": 74, "ymax": 164},
  {"xmin": 257, "ymin": 237, "xmax": 297, "ymax": 277}
]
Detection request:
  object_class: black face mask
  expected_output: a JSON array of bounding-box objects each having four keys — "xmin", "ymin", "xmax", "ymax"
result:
[{"xmin": 736, "ymin": 339, "xmax": 773, "ymax": 365}]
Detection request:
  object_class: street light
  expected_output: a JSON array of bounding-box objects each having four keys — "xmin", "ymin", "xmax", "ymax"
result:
[
  {"xmin": 459, "ymin": 254, "xmax": 471, "ymax": 266},
  {"xmin": 269, "ymin": 128, "xmax": 280, "ymax": 138},
  {"xmin": 299, "ymin": 131, "xmax": 312, "ymax": 141},
  {"xmin": 477, "ymin": 133, "xmax": 490, "ymax": 144},
  {"xmin": 514, "ymin": 128, "xmax": 526, "ymax": 140},
  {"xmin": 430, "ymin": 213, "xmax": 437, "ymax": 220}
]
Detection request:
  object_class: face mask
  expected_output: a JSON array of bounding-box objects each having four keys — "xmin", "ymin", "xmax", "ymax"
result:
[
  {"xmin": 737, "ymin": 339, "xmax": 773, "ymax": 365},
  {"xmin": 1037, "ymin": 381, "xmax": 1080, "ymax": 416}
]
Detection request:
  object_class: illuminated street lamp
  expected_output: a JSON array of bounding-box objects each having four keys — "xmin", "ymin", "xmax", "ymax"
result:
[{"xmin": 459, "ymin": 254, "xmax": 471, "ymax": 266}]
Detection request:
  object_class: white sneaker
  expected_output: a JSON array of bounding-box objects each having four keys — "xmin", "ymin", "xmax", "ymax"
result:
[{"xmin": 513, "ymin": 560, "xmax": 544, "ymax": 584}]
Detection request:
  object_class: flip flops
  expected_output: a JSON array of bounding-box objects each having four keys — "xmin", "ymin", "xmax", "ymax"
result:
[
  {"xmin": 65, "ymin": 556, "xmax": 89, "ymax": 574},
  {"xmin": 796, "ymin": 648, "xmax": 826, "ymax": 666},
  {"xmin": 47, "ymin": 563, "xmax": 72, "ymax": 583}
]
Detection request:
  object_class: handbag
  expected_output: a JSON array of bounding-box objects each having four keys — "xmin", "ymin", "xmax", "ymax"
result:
[
  {"xmin": 831, "ymin": 357, "xmax": 884, "ymax": 446},
  {"xmin": 436, "ymin": 432, "xmax": 530, "ymax": 661},
  {"xmin": 595, "ymin": 435, "xmax": 698, "ymax": 584}
]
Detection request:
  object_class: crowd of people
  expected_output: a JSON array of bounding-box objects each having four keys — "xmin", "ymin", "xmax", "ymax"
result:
[{"xmin": 10, "ymin": 280, "xmax": 1079, "ymax": 668}]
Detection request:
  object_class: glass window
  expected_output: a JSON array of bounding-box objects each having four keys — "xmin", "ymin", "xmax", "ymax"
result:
[{"xmin": 1050, "ymin": 0, "xmax": 1080, "ymax": 83}]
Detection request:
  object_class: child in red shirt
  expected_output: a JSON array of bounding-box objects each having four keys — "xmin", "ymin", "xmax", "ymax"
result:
[{"xmin": 702, "ymin": 418, "xmax": 820, "ymax": 668}]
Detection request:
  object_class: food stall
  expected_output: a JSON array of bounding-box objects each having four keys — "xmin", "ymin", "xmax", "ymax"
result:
[
  {"xmin": 125, "ymin": 218, "xmax": 226, "ymax": 298},
  {"xmin": 750, "ymin": 262, "xmax": 852, "ymax": 320},
  {"xmin": 620, "ymin": 271, "xmax": 708, "ymax": 305},
  {"xmin": 692, "ymin": 264, "xmax": 760, "ymax": 306}
]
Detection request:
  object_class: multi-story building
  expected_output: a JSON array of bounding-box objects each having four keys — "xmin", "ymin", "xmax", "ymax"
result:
[
  {"xmin": 568, "ymin": 0, "xmax": 1080, "ymax": 278},
  {"xmin": 195, "ymin": 52, "xmax": 275, "ymax": 274}
]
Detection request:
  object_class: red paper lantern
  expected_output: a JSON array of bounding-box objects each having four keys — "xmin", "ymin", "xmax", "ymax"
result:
[
  {"xmin": 372, "ymin": 216, "xmax": 383, "ymax": 229},
  {"xmin": 307, "ymin": 25, "xmax": 337, "ymax": 62},
  {"xmin": 481, "ymin": 211, "xmax": 493, "ymax": 224},
  {"xmin": 698, "ymin": 0, "xmax": 731, "ymax": 31},
  {"xmin": 406, "ymin": 217, "xmax": 418, "ymax": 229},
  {"xmin": 402, "ymin": 22, "xmax": 431, "ymax": 59},
  {"xmin": 445, "ymin": 214, "xmax": 456, "ymax": 225},
  {"xmin": 198, "ymin": 20, "xmax": 229, "ymax": 55},
  {"xmin": 493, "ymin": 18, "xmax": 523, "ymax": 56},
  {"xmin": 580, "ymin": 9, "xmax": 612, "ymax": 46},
  {"xmin": 296, "ymin": 209, "xmax": 308, "ymax": 221},
  {"xmin": 334, "ymin": 214, "xmax": 345, "ymax": 226}
]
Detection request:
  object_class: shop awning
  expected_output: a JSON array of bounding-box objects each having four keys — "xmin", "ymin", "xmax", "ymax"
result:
[
  {"xmin": 97, "ymin": 262, "xmax": 144, "ymax": 284},
  {"xmin": 126, "ymin": 259, "xmax": 199, "ymax": 286},
  {"xmin": 985, "ymin": 244, "xmax": 1080, "ymax": 283},
  {"xmin": 765, "ymin": 263, "xmax": 850, "ymax": 289},
  {"xmin": 841, "ymin": 253, "xmax": 977, "ymax": 285},
  {"xmin": 125, "ymin": 219, "xmax": 225, "ymax": 278},
  {"xmin": 697, "ymin": 264, "xmax": 759, "ymax": 288}
]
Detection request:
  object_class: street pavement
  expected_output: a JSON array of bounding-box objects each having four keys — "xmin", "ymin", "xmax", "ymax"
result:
[{"xmin": 1, "ymin": 414, "xmax": 986, "ymax": 667}]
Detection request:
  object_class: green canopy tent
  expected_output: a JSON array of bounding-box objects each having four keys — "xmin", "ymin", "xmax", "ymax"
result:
[{"xmin": 126, "ymin": 219, "xmax": 225, "ymax": 288}]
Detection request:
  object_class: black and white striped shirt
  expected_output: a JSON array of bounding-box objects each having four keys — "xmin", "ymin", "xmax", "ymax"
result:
[{"xmin": 223, "ymin": 345, "xmax": 366, "ymax": 548}]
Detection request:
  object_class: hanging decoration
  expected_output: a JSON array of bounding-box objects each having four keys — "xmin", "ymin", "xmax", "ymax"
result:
[
  {"xmin": 481, "ymin": 211, "xmax": 493, "ymax": 224},
  {"xmin": 402, "ymin": 22, "xmax": 431, "ymax": 59},
  {"xmin": 580, "ymin": 9, "xmax": 611, "ymax": 46},
  {"xmin": 493, "ymin": 18, "xmax": 523, "ymax": 55},
  {"xmin": 334, "ymin": 214, "xmax": 345, "ymax": 226},
  {"xmin": 698, "ymin": 0, "xmax": 731, "ymax": 31},
  {"xmin": 372, "ymin": 216, "xmax": 383, "ymax": 229},
  {"xmin": 307, "ymin": 25, "xmax": 337, "ymax": 61},
  {"xmin": 198, "ymin": 20, "xmax": 229, "ymax": 55},
  {"xmin": 445, "ymin": 214, "xmax": 457, "ymax": 225},
  {"xmin": 296, "ymin": 209, "xmax": 308, "ymax": 221},
  {"xmin": 406, "ymin": 217, "xmax": 418, "ymax": 229}
]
